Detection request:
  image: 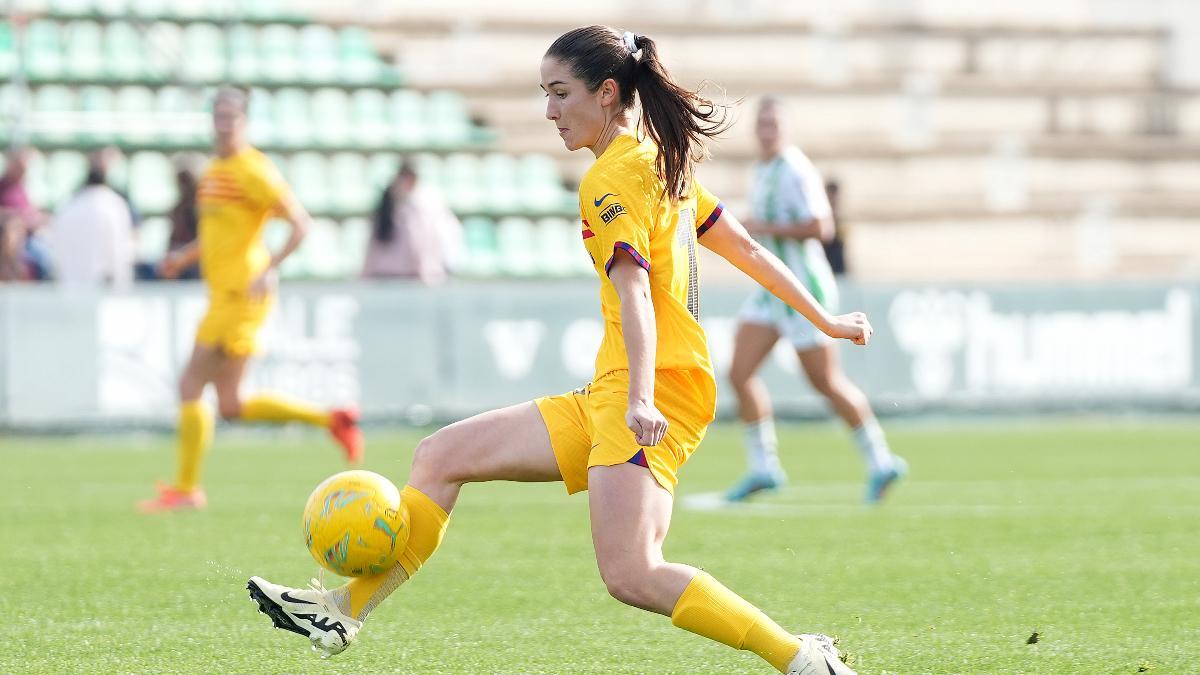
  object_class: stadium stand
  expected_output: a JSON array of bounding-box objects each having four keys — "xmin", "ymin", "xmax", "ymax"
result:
[
  {"xmin": 1, "ymin": 0, "xmax": 581, "ymax": 279},
  {"xmin": 334, "ymin": 0, "xmax": 1200, "ymax": 281}
]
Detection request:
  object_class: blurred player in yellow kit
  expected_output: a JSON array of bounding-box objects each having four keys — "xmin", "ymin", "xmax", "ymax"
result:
[
  {"xmin": 245, "ymin": 28, "xmax": 865, "ymax": 673},
  {"xmin": 138, "ymin": 87, "xmax": 362, "ymax": 513}
]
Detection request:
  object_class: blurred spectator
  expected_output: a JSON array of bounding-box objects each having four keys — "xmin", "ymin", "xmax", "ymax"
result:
[
  {"xmin": 0, "ymin": 147, "xmax": 51, "ymax": 280},
  {"xmin": 44, "ymin": 152, "xmax": 135, "ymax": 288},
  {"xmin": 165, "ymin": 155, "xmax": 202, "ymax": 279},
  {"xmin": 90, "ymin": 146, "xmax": 142, "ymax": 229},
  {"xmin": 822, "ymin": 179, "xmax": 848, "ymax": 276},
  {"xmin": 0, "ymin": 211, "xmax": 34, "ymax": 282},
  {"xmin": 362, "ymin": 159, "xmax": 463, "ymax": 283}
]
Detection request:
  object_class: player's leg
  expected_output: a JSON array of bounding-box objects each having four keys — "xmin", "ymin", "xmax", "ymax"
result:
[
  {"xmin": 726, "ymin": 320, "xmax": 787, "ymax": 501},
  {"xmin": 588, "ymin": 464, "xmax": 850, "ymax": 673},
  {"xmin": 217, "ymin": 303, "xmax": 364, "ymax": 461},
  {"xmin": 798, "ymin": 343, "xmax": 905, "ymax": 502},
  {"xmin": 138, "ymin": 343, "xmax": 223, "ymax": 512},
  {"xmin": 249, "ymin": 399, "xmax": 568, "ymax": 654}
]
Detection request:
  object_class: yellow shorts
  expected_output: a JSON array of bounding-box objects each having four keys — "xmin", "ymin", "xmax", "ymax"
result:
[
  {"xmin": 535, "ymin": 369, "xmax": 716, "ymax": 495},
  {"xmin": 194, "ymin": 291, "xmax": 273, "ymax": 357}
]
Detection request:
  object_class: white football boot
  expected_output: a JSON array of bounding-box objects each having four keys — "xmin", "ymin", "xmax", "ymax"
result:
[
  {"xmin": 787, "ymin": 633, "xmax": 857, "ymax": 675},
  {"xmin": 247, "ymin": 575, "xmax": 362, "ymax": 657}
]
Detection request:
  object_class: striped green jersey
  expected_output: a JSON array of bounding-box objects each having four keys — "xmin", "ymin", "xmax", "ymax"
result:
[{"xmin": 749, "ymin": 145, "xmax": 838, "ymax": 310}]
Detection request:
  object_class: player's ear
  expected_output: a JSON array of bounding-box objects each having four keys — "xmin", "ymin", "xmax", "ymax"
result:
[{"xmin": 598, "ymin": 78, "xmax": 619, "ymax": 107}]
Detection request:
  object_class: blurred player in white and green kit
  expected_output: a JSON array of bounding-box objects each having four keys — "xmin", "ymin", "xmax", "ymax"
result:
[{"xmin": 726, "ymin": 96, "xmax": 906, "ymax": 503}]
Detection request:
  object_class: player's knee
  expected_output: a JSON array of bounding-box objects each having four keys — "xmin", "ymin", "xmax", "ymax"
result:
[
  {"xmin": 808, "ymin": 372, "xmax": 836, "ymax": 397},
  {"xmin": 217, "ymin": 400, "xmax": 242, "ymax": 421},
  {"xmin": 412, "ymin": 431, "xmax": 459, "ymax": 483},
  {"xmin": 597, "ymin": 558, "xmax": 654, "ymax": 608}
]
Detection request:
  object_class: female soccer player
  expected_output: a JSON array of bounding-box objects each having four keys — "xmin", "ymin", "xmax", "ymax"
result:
[
  {"xmin": 247, "ymin": 28, "xmax": 863, "ymax": 674},
  {"xmin": 724, "ymin": 97, "xmax": 906, "ymax": 504},
  {"xmin": 138, "ymin": 88, "xmax": 363, "ymax": 513}
]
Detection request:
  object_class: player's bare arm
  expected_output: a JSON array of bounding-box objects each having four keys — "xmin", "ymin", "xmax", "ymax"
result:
[
  {"xmin": 700, "ymin": 209, "xmax": 872, "ymax": 345},
  {"xmin": 608, "ymin": 250, "xmax": 668, "ymax": 447},
  {"xmin": 746, "ymin": 215, "xmax": 834, "ymax": 242}
]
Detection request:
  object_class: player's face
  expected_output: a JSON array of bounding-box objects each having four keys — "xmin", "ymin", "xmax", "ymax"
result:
[
  {"xmin": 540, "ymin": 57, "xmax": 607, "ymax": 152},
  {"xmin": 755, "ymin": 104, "xmax": 784, "ymax": 152},
  {"xmin": 212, "ymin": 99, "xmax": 247, "ymax": 143}
]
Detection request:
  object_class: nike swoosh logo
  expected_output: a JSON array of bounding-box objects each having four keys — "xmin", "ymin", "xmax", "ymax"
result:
[
  {"xmin": 593, "ymin": 193, "xmax": 617, "ymax": 207},
  {"xmin": 280, "ymin": 591, "xmax": 316, "ymax": 605}
]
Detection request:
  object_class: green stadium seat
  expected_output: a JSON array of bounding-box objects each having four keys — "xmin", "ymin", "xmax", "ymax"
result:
[
  {"xmin": 141, "ymin": 22, "xmax": 181, "ymax": 81},
  {"xmin": 337, "ymin": 27, "xmax": 382, "ymax": 85},
  {"xmin": 518, "ymin": 154, "xmax": 564, "ymax": 214},
  {"xmin": 243, "ymin": 0, "xmax": 288, "ymax": 22},
  {"xmin": 50, "ymin": 0, "xmax": 91, "ymax": 16},
  {"xmin": 299, "ymin": 25, "xmax": 338, "ymax": 84},
  {"xmin": 130, "ymin": 0, "xmax": 168, "ymax": 19},
  {"xmin": 260, "ymin": 24, "xmax": 300, "ymax": 83},
  {"xmin": 170, "ymin": 0, "xmax": 209, "ymax": 20},
  {"xmin": 136, "ymin": 216, "xmax": 170, "ymax": 263},
  {"xmin": 310, "ymin": 88, "xmax": 351, "ymax": 148},
  {"xmin": 77, "ymin": 85, "xmax": 116, "ymax": 144},
  {"xmin": 265, "ymin": 218, "xmax": 305, "ymax": 279},
  {"xmin": 182, "ymin": 23, "xmax": 225, "ymax": 84},
  {"xmin": 367, "ymin": 153, "xmax": 399, "ymax": 191},
  {"xmin": 425, "ymin": 90, "xmax": 471, "ymax": 148},
  {"xmin": 340, "ymin": 216, "xmax": 370, "ymax": 276},
  {"xmin": 31, "ymin": 85, "xmax": 77, "ymax": 144},
  {"xmin": 442, "ymin": 153, "xmax": 483, "ymax": 214},
  {"xmin": 24, "ymin": 20, "xmax": 64, "ymax": 81},
  {"xmin": 116, "ymin": 86, "xmax": 156, "ymax": 144},
  {"xmin": 496, "ymin": 216, "xmax": 538, "ymax": 277},
  {"xmin": 128, "ymin": 151, "xmax": 176, "ymax": 213},
  {"xmin": 288, "ymin": 151, "xmax": 329, "ymax": 213},
  {"xmin": 64, "ymin": 21, "xmax": 104, "ymax": 82},
  {"xmin": 351, "ymin": 90, "xmax": 390, "ymax": 148},
  {"xmin": 481, "ymin": 153, "xmax": 519, "ymax": 215},
  {"xmin": 104, "ymin": 22, "xmax": 145, "ymax": 82},
  {"xmin": 302, "ymin": 218, "xmax": 343, "ymax": 278},
  {"xmin": 93, "ymin": 0, "xmax": 131, "ymax": 17},
  {"xmin": 246, "ymin": 87, "xmax": 275, "ymax": 146},
  {"xmin": 227, "ymin": 25, "xmax": 260, "ymax": 83},
  {"xmin": 389, "ymin": 90, "xmax": 426, "ymax": 149},
  {"xmin": 460, "ymin": 216, "xmax": 498, "ymax": 277},
  {"xmin": 273, "ymin": 88, "xmax": 311, "ymax": 148},
  {"xmin": 0, "ymin": 23, "xmax": 14, "ymax": 81},
  {"xmin": 535, "ymin": 217, "xmax": 580, "ymax": 277},
  {"xmin": 328, "ymin": 152, "xmax": 371, "ymax": 214},
  {"xmin": 157, "ymin": 85, "xmax": 207, "ymax": 145},
  {"xmin": 46, "ymin": 150, "xmax": 87, "ymax": 207},
  {"xmin": 411, "ymin": 153, "xmax": 443, "ymax": 193},
  {"xmin": 23, "ymin": 151, "xmax": 50, "ymax": 208}
]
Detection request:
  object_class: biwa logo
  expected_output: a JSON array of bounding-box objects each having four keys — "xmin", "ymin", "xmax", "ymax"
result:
[{"xmin": 600, "ymin": 203, "xmax": 626, "ymax": 223}]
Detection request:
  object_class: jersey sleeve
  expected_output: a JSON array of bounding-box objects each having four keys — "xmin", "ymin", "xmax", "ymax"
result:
[
  {"xmin": 693, "ymin": 179, "xmax": 725, "ymax": 238},
  {"xmin": 247, "ymin": 156, "xmax": 294, "ymax": 214},
  {"xmin": 581, "ymin": 175, "xmax": 654, "ymax": 277},
  {"xmin": 783, "ymin": 162, "xmax": 830, "ymax": 223}
]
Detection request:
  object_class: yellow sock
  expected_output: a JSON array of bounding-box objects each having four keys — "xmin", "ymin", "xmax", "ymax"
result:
[
  {"xmin": 241, "ymin": 394, "xmax": 331, "ymax": 428},
  {"xmin": 341, "ymin": 485, "xmax": 449, "ymax": 620},
  {"xmin": 670, "ymin": 572, "xmax": 801, "ymax": 673},
  {"xmin": 174, "ymin": 400, "xmax": 213, "ymax": 491}
]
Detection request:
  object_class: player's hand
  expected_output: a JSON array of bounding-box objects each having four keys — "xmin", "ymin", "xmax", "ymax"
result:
[
  {"xmin": 825, "ymin": 311, "xmax": 873, "ymax": 346},
  {"xmin": 248, "ymin": 267, "xmax": 278, "ymax": 300},
  {"xmin": 157, "ymin": 251, "xmax": 184, "ymax": 279},
  {"xmin": 626, "ymin": 399, "xmax": 668, "ymax": 447}
]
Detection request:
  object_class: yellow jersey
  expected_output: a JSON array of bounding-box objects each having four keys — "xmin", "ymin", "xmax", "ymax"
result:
[
  {"xmin": 578, "ymin": 133, "xmax": 725, "ymax": 386},
  {"xmin": 196, "ymin": 147, "xmax": 292, "ymax": 292}
]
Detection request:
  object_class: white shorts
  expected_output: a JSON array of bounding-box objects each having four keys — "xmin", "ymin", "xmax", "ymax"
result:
[{"xmin": 737, "ymin": 288, "xmax": 834, "ymax": 352}]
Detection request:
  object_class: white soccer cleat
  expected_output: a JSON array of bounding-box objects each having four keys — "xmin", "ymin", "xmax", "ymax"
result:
[
  {"xmin": 787, "ymin": 633, "xmax": 857, "ymax": 675},
  {"xmin": 247, "ymin": 575, "xmax": 362, "ymax": 657}
]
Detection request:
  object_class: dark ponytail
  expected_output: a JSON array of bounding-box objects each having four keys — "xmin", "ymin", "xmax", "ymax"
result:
[{"xmin": 546, "ymin": 26, "xmax": 730, "ymax": 202}]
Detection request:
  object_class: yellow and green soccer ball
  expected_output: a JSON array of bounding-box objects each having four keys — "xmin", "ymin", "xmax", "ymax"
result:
[{"xmin": 302, "ymin": 470, "xmax": 410, "ymax": 577}]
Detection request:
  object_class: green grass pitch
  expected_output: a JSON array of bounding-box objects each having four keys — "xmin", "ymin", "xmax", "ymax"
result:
[{"xmin": 3, "ymin": 420, "xmax": 1198, "ymax": 673}]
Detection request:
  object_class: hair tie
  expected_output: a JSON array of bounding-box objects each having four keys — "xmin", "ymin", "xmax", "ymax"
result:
[{"xmin": 622, "ymin": 31, "xmax": 641, "ymax": 57}]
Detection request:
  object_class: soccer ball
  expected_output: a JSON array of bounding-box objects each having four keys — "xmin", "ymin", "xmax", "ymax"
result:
[{"xmin": 302, "ymin": 470, "xmax": 410, "ymax": 577}]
